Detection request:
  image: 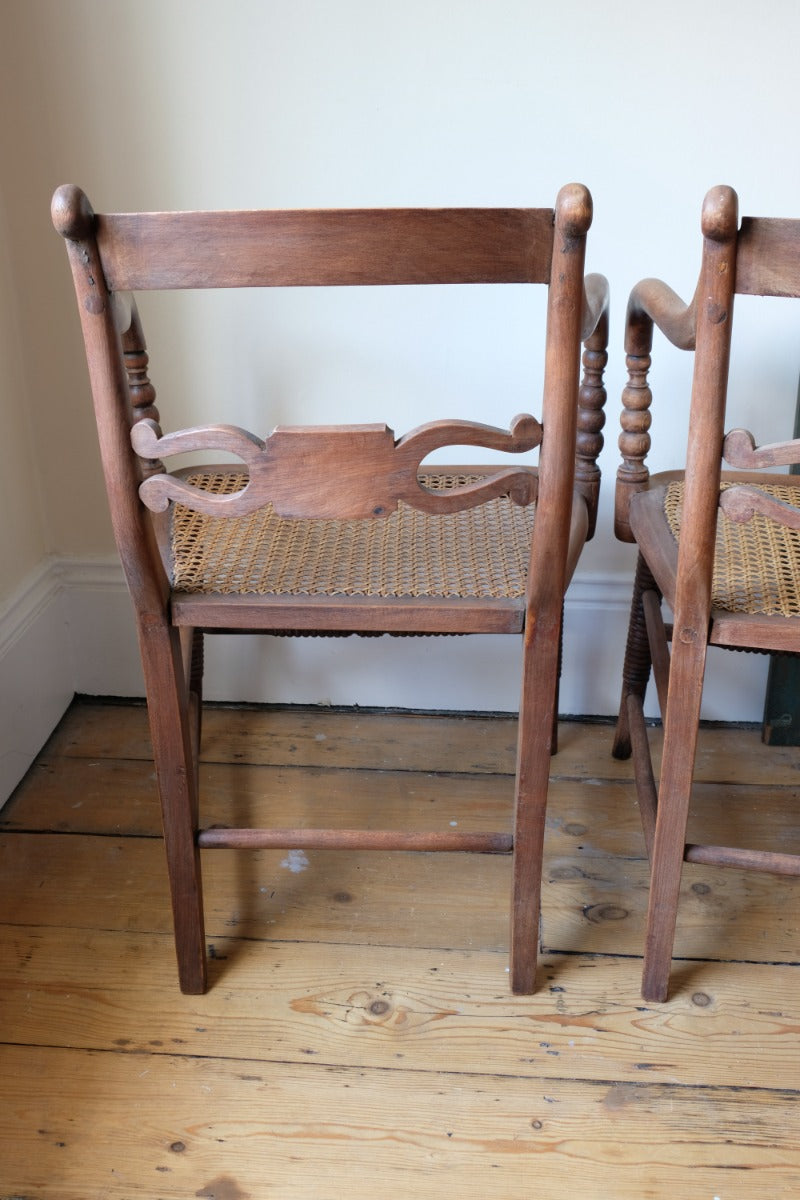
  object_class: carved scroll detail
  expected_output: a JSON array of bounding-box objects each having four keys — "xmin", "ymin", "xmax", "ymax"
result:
[
  {"xmin": 132, "ymin": 413, "xmax": 542, "ymax": 520},
  {"xmin": 723, "ymin": 427, "xmax": 800, "ymax": 470},
  {"xmin": 719, "ymin": 484, "xmax": 800, "ymax": 529}
]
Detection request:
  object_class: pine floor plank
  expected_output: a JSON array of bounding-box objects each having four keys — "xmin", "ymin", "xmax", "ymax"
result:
[
  {"xmin": 1, "ymin": 825, "xmax": 797, "ymax": 965},
  {"xmin": 47, "ymin": 703, "xmax": 523, "ymax": 775},
  {"xmin": 1, "ymin": 1044, "xmax": 798, "ymax": 1200},
  {"xmin": 2, "ymin": 924, "xmax": 800, "ymax": 1092},
  {"xmin": 43, "ymin": 700, "xmax": 800, "ymax": 785},
  {"xmin": 8, "ymin": 754, "xmax": 800, "ymax": 867},
  {"xmin": 3, "ymin": 700, "xmax": 800, "ymax": 1199},
  {"xmin": 6, "ymin": 756, "xmax": 517, "ymax": 838}
]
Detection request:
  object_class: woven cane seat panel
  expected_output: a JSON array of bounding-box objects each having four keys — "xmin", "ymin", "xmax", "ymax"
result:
[
  {"xmin": 171, "ymin": 472, "xmax": 535, "ymax": 599},
  {"xmin": 663, "ymin": 480, "xmax": 800, "ymax": 617}
]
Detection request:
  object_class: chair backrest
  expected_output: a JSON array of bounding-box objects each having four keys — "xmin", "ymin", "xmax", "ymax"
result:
[
  {"xmin": 617, "ymin": 186, "xmax": 800, "ymax": 647},
  {"xmin": 53, "ymin": 184, "xmax": 605, "ymax": 614},
  {"xmin": 619, "ymin": 187, "xmax": 800, "ymax": 520}
]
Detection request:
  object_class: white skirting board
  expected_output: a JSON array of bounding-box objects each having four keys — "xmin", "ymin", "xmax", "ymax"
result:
[
  {"xmin": 0, "ymin": 559, "xmax": 74, "ymax": 804},
  {"xmin": 0, "ymin": 555, "xmax": 771, "ymax": 806}
]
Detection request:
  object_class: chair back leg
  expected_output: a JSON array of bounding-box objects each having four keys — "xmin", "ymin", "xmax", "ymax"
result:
[
  {"xmin": 613, "ymin": 554, "xmax": 661, "ymax": 759},
  {"xmin": 641, "ymin": 633, "xmax": 706, "ymax": 1002},
  {"xmin": 139, "ymin": 620, "xmax": 208, "ymax": 995},
  {"xmin": 509, "ymin": 615, "xmax": 561, "ymax": 993}
]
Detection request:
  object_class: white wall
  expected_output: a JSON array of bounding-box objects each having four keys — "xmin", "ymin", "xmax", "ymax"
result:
[
  {"xmin": 3, "ymin": 0, "xmax": 800, "ymax": 794},
  {"xmin": 0, "ymin": 191, "xmax": 47, "ymax": 595},
  {"xmin": 0, "ymin": 108, "xmax": 74, "ymax": 799}
]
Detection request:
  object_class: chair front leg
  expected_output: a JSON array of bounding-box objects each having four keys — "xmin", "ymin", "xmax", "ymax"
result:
[{"xmin": 641, "ymin": 632, "xmax": 705, "ymax": 1002}]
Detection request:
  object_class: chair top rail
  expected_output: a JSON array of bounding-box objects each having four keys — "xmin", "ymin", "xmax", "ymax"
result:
[
  {"xmin": 736, "ymin": 216, "xmax": 800, "ymax": 298},
  {"xmin": 59, "ymin": 198, "xmax": 556, "ymax": 291}
]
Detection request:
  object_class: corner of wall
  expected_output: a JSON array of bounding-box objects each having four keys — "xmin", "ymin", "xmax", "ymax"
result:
[{"xmin": 0, "ymin": 558, "xmax": 73, "ymax": 804}]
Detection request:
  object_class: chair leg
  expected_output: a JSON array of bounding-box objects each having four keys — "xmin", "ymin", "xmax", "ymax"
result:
[
  {"xmin": 190, "ymin": 628, "xmax": 204, "ymax": 704},
  {"xmin": 509, "ymin": 618, "xmax": 559, "ymax": 994},
  {"xmin": 612, "ymin": 554, "xmax": 661, "ymax": 759},
  {"xmin": 139, "ymin": 619, "xmax": 208, "ymax": 995},
  {"xmin": 550, "ymin": 602, "xmax": 564, "ymax": 755},
  {"xmin": 190, "ymin": 628, "xmax": 205, "ymax": 750},
  {"xmin": 641, "ymin": 635, "xmax": 706, "ymax": 1002}
]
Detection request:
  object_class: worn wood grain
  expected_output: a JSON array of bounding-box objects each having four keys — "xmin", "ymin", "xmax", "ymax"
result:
[
  {"xmin": 1, "ymin": 825, "xmax": 797, "ymax": 967},
  {"xmin": 47, "ymin": 702, "xmax": 524, "ymax": 773},
  {"xmin": 47, "ymin": 701, "xmax": 800, "ymax": 787},
  {"xmin": 7, "ymin": 751, "xmax": 799, "ymax": 863},
  {"xmin": 4, "ymin": 701, "xmax": 800, "ymax": 1199},
  {"xmin": 93, "ymin": 206, "xmax": 556, "ymax": 291},
  {"xmin": 1, "ymin": 1043, "xmax": 798, "ymax": 1200},
  {"xmin": 2, "ymin": 925, "xmax": 800, "ymax": 1092},
  {"xmin": 133, "ymin": 415, "xmax": 541, "ymax": 520}
]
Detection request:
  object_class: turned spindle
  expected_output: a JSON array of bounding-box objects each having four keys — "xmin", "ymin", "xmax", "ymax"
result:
[{"xmin": 575, "ymin": 322, "xmax": 608, "ymax": 537}]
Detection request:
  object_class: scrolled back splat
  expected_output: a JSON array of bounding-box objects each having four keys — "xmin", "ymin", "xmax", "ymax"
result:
[
  {"xmin": 720, "ymin": 428, "xmax": 800, "ymax": 528},
  {"xmin": 133, "ymin": 412, "xmax": 544, "ymax": 520},
  {"xmin": 131, "ymin": 412, "xmax": 542, "ymax": 520},
  {"xmin": 719, "ymin": 484, "xmax": 800, "ymax": 529},
  {"xmin": 723, "ymin": 427, "xmax": 800, "ymax": 470}
]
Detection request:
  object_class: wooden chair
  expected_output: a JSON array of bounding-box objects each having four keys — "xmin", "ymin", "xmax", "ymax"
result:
[
  {"xmin": 53, "ymin": 184, "xmax": 608, "ymax": 996},
  {"xmin": 613, "ymin": 184, "xmax": 800, "ymax": 1001}
]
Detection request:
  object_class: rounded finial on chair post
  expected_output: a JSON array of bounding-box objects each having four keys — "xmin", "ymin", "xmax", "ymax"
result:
[
  {"xmin": 51, "ymin": 184, "xmax": 95, "ymax": 240},
  {"xmin": 555, "ymin": 183, "xmax": 593, "ymax": 238},
  {"xmin": 701, "ymin": 185, "xmax": 739, "ymax": 242}
]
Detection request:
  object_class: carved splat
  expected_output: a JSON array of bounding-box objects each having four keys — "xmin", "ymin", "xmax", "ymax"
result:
[
  {"xmin": 723, "ymin": 427, "xmax": 800, "ymax": 470},
  {"xmin": 721, "ymin": 431, "xmax": 800, "ymax": 527},
  {"xmin": 131, "ymin": 413, "xmax": 542, "ymax": 520},
  {"xmin": 719, "ymin": 484, "xmax": 800, "ymax": 529}
]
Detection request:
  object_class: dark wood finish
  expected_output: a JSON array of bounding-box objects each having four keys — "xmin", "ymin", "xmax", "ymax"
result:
[
  {"xmin": 132, "ymin": 413, "xmax": 542, "ymax": 519},
  {"xmin": 197, "ymin": 827, "xmax": 513, "ymax": 852},
  {"xmin": 736, "ymin": 216, "xmax": 800, "ymax": 297},
  {"xmin": 575, "ymin": 274, "xmax": 609, "ymax": 537},
  {"xmin": 613, "ymin": 185, "xmax": 800, "ymax": 1001},
  {"xmin": 53, "ymin": 182, "xmax": 608, "ymax": 997},
  {"xmin": 170, "ymin": 591, "xmax": 528, "ymax": 633},
  {"xmin": 683, "ymin": 842, "xmax": 800, "ymax": 874},
  {"xmin": 627, "ymin": 693, "xmax": 657, "ymax": 859},
  {"xmin": 94, "ymin": 207, "xmax": 556, "ymax": 291}
]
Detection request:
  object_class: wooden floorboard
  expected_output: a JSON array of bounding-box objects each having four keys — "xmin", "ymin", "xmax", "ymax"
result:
[
  {"xmin": 3, "ymin": 925, "xmax": 800, "ymax": 1090},
  {"xmin": 1, "ymin": 700, "xmax": 800, "ymax": 1197}
]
